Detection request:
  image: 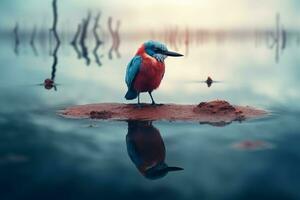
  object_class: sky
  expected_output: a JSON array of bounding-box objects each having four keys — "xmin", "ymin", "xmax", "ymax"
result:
[{"xmin": 1, "ymin": 0, "xmax": 300, "ymax": 32}]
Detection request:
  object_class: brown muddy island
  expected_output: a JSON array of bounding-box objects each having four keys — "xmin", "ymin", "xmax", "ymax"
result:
[{"xmin": 60, "ymin": 100, "xmax": 267, "ymax": 124}]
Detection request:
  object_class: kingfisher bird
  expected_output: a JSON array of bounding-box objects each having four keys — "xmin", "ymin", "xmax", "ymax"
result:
[{"xmin": 125, "ymin": 41, "xmax": 183, "ymax": 105}]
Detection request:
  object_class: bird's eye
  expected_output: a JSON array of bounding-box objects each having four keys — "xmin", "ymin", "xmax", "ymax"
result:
[{"xmin": 153, "ymin": 47, "xmax": 160, "ymax": 52}]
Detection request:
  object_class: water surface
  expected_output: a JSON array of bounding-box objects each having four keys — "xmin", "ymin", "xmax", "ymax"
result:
[{"xmin": 1, "ymin": 1, "xmax": 300, "ymax": 200}]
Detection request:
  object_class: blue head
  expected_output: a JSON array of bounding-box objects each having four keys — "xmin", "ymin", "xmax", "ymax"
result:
[{"xmin": 144, "ymin": 40, "xmax": 183, "ymax": 62}]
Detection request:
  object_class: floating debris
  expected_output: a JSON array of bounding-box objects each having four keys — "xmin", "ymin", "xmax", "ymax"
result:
[
  {"xmin": 232, "ymin": 140, "xmax": 275, "ymax": 151},
  {"xmin": 44, "ymin": 78, "xmax": 55, "ymax": 90},
  {"xmin": 186, "ymin": 76, "xmax": 222, "ymax": 88},
  {"xmin": 206, "ymin": 76, "xmax": 213, "ymax": 87},
  {"xmin": 195, "ymin": 100, "xmax": 236, "ymax": 114},
  {"xmin": 82, "ymin": 124, "xmax": 99, "ymax": 128}
]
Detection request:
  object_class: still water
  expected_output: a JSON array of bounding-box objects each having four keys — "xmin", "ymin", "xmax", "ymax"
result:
[{"xmin": 1, "ymin": 5, "xmax": 300, "ymax": 200}]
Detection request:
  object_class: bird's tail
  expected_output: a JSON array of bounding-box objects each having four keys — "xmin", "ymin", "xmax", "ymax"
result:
[{"xmin": 125, "ymin": 88, "xmax": 138, "ymax": 100}]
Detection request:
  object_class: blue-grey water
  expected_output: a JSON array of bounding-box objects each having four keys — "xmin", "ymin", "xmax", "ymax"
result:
[{"xmin": 1, "ymin": 13, "xmax": 300, "ymax": 200}]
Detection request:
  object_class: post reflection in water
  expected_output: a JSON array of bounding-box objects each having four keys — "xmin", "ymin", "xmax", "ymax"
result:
[
  {"xmin": 9, "ymin": 10, "xmax": 300, "ymax": 68},
  {"xmin": 93, "ymin": 12, "xmax": 104, "ymax": 66},
  {"xmin": 266, "ymin": 13, "xmax": 287, "ymax": 63},
  {"xmin": 79, "ymin": 12, "xmax": 92, "ymax": 66},
  {"xmin": 13, "ymin": 22, "xmax": 20, "ymax": 56},
  {"xmin": 108, "ymin": 17, "xmax": 121, "ymax": 59},
  {"xmin": 149, "ymin": 13, "xmax": 293, "ymax": 63},
  {"xmin": 126, "ymin": 121, "xmax": 183, "ymax": 180},
  {"xmin": 30, "ymin": 25, "xmax": 38, "ymax": 56},
  {"xmin": 70, "ymin": 23, "xmax": 82, "ymax": 59},
  {"xmin": 43, "ymin": 0, "xmax": 60, "ymax": 91}
]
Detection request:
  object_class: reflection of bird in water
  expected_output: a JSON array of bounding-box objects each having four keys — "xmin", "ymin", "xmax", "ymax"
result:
[
  {"xmin": 125, "ymin": 41, "xmax": 183, "ymax": 105},
  {"xmin": 126, "ymin": 121, "xmax": 183, "ymax": 180}
]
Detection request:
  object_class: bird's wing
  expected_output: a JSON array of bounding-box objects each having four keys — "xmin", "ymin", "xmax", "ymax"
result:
[{"xmin": 125, "ymin": 56, "xmax": 142, "ymax": 88}]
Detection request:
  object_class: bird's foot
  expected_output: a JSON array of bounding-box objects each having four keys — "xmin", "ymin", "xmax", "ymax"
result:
[
  {"xmin": 151, "ymin": 103, "xmax": 164, "ymax": 107},
  {"xmin": 134, "ymin": 103, "xmax": 143, "ymax": 109}
]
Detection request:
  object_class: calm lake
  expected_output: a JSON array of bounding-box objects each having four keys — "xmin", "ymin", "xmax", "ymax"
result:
[{"xmin": 1, "ymin": 1, "xmax": 300, "ymax": 200}]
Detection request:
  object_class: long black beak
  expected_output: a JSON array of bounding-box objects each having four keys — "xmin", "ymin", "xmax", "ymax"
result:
[{"xmin": 162, "ymin": 50, "xmax": 183, "ymax": 57}]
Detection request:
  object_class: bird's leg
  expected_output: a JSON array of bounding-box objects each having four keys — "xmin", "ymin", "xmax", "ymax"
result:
[
  {"xmin": 138, "ymin": 93, "xmax": 140, "ymax": 105},
  {"xmin": 149, "ymin": 92, "xmax": 164, "ymax": 106},
  {"xmin": 148, "ymin": 92, "xmax": 156, "ymax": 105},
  {"xmin": 135, "ymin": 93, "xmax": 142, "ymax": 108}
]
